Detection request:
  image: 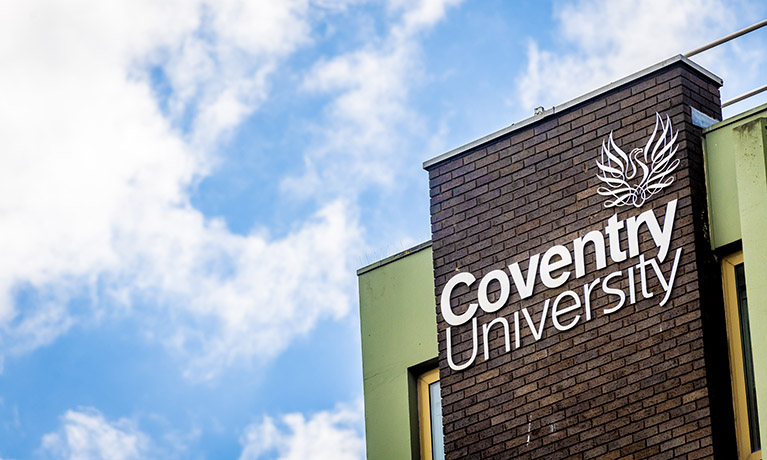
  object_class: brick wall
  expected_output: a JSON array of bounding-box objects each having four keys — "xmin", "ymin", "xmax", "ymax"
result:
[{"xmin": 427, "ymin": 60, "xmax": 735, "ymax": 459}]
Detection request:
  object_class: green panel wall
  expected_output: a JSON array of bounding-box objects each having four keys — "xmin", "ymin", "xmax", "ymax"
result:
[
  {"xmin": 704, "ymin": 104, "xmax": 767, "ymax": 248},
  {"xmin": 357, "ymin": 243, "xmax": 438, "ymax": 460},
  {"xmin": 704, "ymin": 104, "xmax": 767, "ymax": 449}
]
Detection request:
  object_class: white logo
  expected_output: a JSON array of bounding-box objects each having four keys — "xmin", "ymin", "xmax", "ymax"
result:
[{"xmin": 596, "ymin": 113, "xmax": 679, "ymax": 208}]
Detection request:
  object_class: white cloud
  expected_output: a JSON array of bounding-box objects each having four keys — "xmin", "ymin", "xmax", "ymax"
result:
[
  {"xmin": 282, "ymin": 0, "xmax": 463, "ymax": 198},
  {"xmin": 40, "ymin": 409, "xmax": 150, "ymax": 460},
  {"xmin": 0, "ymin": 0, "xmax": 465, "ymax": 381},
  {"xmin": 391, "ymin": 0, "xmax": 464, "ymax": 35},
  {"xmin": 238, "ymin": 404, "xmax": 365, "ymax": 460},
  {"xmin": 516, "ymin": 0, "xmax": 765, "ymax": 114},
  {"xmin": 161, "ymin": 0, "xmax": 312, "ymax": 145},
  {"xmin": 0, "ymin": 0, "xmax": 363, "ymax": 378},
  {"xmin": 39, "ymin": 403, "xmax": 365, "ymax": 460},
  {"xmin": 151, "ymin": 200, "xmax": 362, "ymax": 379}
]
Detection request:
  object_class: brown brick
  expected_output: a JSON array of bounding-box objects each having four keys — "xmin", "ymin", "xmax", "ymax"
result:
[{"xmin": 426, "ymin": 61, "xmax": 730, "ymax": 459}]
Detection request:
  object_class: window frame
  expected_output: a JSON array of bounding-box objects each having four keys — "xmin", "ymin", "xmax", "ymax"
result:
[
  {"xmin": 417, "ymin": 367, "xmax": 442, "ymax": 460},
  {"xmin": 722, "ymin": 251, "xmax": 761, "ymax": 460}
]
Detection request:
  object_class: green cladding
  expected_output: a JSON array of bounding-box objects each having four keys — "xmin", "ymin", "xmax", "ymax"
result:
[
  {"xmin": 357, "ymin": 242, "xmax": 438, "ymax": 460},
  {"xmin": 704, "ymin": 103, "xmax": 767, "ymax": 451}
]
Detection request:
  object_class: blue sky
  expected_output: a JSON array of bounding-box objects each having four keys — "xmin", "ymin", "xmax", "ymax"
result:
[{"xmin": 0, "ymin": 1, "xmax": 765, "ymax": 458}]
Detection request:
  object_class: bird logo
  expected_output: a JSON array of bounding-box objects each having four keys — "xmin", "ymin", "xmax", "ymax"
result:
[{"xmin": 595, "ymin": 113, "xmax": 679, "ymax": 208}]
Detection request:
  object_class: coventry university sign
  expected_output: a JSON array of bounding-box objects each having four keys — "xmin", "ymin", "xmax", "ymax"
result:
[{"xmin": 442, "ymin": 113, "xmax": 683, "ymax": 371}]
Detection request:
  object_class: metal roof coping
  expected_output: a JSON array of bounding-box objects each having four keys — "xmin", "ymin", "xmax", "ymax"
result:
[
  {"xmin": 423, "ymin": 54, "xmax": 722, "ymax": 170},
  {"xmin": 356, "ymin": 240, "xmax": 433, "ymax": 276}
]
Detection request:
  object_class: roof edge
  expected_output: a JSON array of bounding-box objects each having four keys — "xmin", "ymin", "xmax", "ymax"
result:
[
  {"xmin": 356, "ymin": 240, "xmax": 432, "ymax": 276},
  {"xmin": 423, "ymin": 54, "xmax": 723, "ymax": 170},
  {"xmin": 703, "ymin": 102, "xmax": 767, "ymax": 134}
]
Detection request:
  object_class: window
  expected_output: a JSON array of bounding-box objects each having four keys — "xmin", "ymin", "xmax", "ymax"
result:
[
  {"xmin": 418, "ymin": 368, "xmax": 445, "ymax": 460},
  {"xmin": 722, "ymin": 252, "xmax": 761, "ymax": 460}
]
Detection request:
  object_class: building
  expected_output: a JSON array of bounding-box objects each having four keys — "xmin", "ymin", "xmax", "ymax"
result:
[{"xmin": 358, "ymin": 53, "xmax": 767, "ymax": 460}]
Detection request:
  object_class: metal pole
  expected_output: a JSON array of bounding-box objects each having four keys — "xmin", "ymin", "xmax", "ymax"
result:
[
  {"xmin": 684, "ymin": 19, "xmax": 767, "ymax": 58},
  {"xmin": 722, "ymin": 84, "xmax": 767, "ymax": 108}
]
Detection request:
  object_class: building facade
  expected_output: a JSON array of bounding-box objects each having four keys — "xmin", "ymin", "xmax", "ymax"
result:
[{"xmin": 359, "ymin": 55, "xmax": 767, "ymax": 460}]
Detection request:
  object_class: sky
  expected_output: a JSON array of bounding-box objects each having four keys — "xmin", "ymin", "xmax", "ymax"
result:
[{"xmin": 0, "ymin": 0, "xmax": 765, "ymax": 459}]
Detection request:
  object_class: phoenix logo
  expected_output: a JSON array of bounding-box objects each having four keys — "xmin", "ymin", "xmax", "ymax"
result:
[{"xmin": 596, "ymin": 113, "xmax": 679, "ymax": 208}]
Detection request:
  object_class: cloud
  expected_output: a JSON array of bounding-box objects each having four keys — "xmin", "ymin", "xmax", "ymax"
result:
[
  {"xmin": 40, "ymin": 408, "xmax": 151, "ymax": 460},
  {"xmin": 152, "ymin": 200, "xmax": 362, "ymax": 379},
  {"xmin": 516, "ymin": 0, "xmax": 765, "ymax": 113},
  {"xmin": 160, "ymin": 0, "xmax": 312, "ymax": 145},
  {"xmin": 37, "ymin": 403, "xmax": 364, "ymax": 460},
  {"xmin": 238, "ymin": 403, "xmax": 365, "ymax": 460},
  {"xmin": 0, "ymin": 0, "xmax": 465, "ymax": 381},
  {"xmin": 282, "ymin": 0, "xmax": 463, "ymax": 198},
  {"xmin": 0, "ymin": 0, "xmax": 363, "ymax": 378}
]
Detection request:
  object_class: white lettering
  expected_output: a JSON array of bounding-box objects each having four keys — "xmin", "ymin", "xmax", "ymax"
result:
[
  {"xmin": 574, "ymin": 230, "xmax": 607, "ymax": 278},
  {"xmin": 508, "ymin": 254, "xmax": 540, "ymax": 299},
  {"xmin": 478, "ymin": 269, "xmax": 510, "ymax": 313},
  {"xmin": 583, "ymin": 278, "xmax": 601, "ymax": 321},
  {"xmin": 602, "ymin": 271, "xmax": 626, "ymax": 314},
  {"xmin": 626, "ymin": 199, "xmax": 677, "ymax": 261},
  {"xmin": 636, "ymin": 255, "xmax": 654, "ymax": 300},
  {"xmin": 651, "ymin": 247, "xmax": 683, "ymax": 306},
  {"xmin": 441, "ymin": 272, "xmax": 477, "ymax": 326},
  {"xmin": 540, "ymin": 245, "xmax": 572, "ymax": 288},
  {"xmin": 438, "ymin": 200, "xmax": 684, "ymax": 373},
  {"xmin": 605, "ymin": 214, "xmax": 627, "ymax": 262},
  {"xmin": 447, "ymin": 318, "xmax": 478, "ymax": 371},
  {"xmin": 522, "ymin": 300, "xmax": 550, "ymax": 341},
  {"xmin": 482, "ymin": 317, "xmax": 511, "ymax": 361},
  {"xmin": 551, "ymin": 290, "xmax": 581, "ymax": 331}
]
